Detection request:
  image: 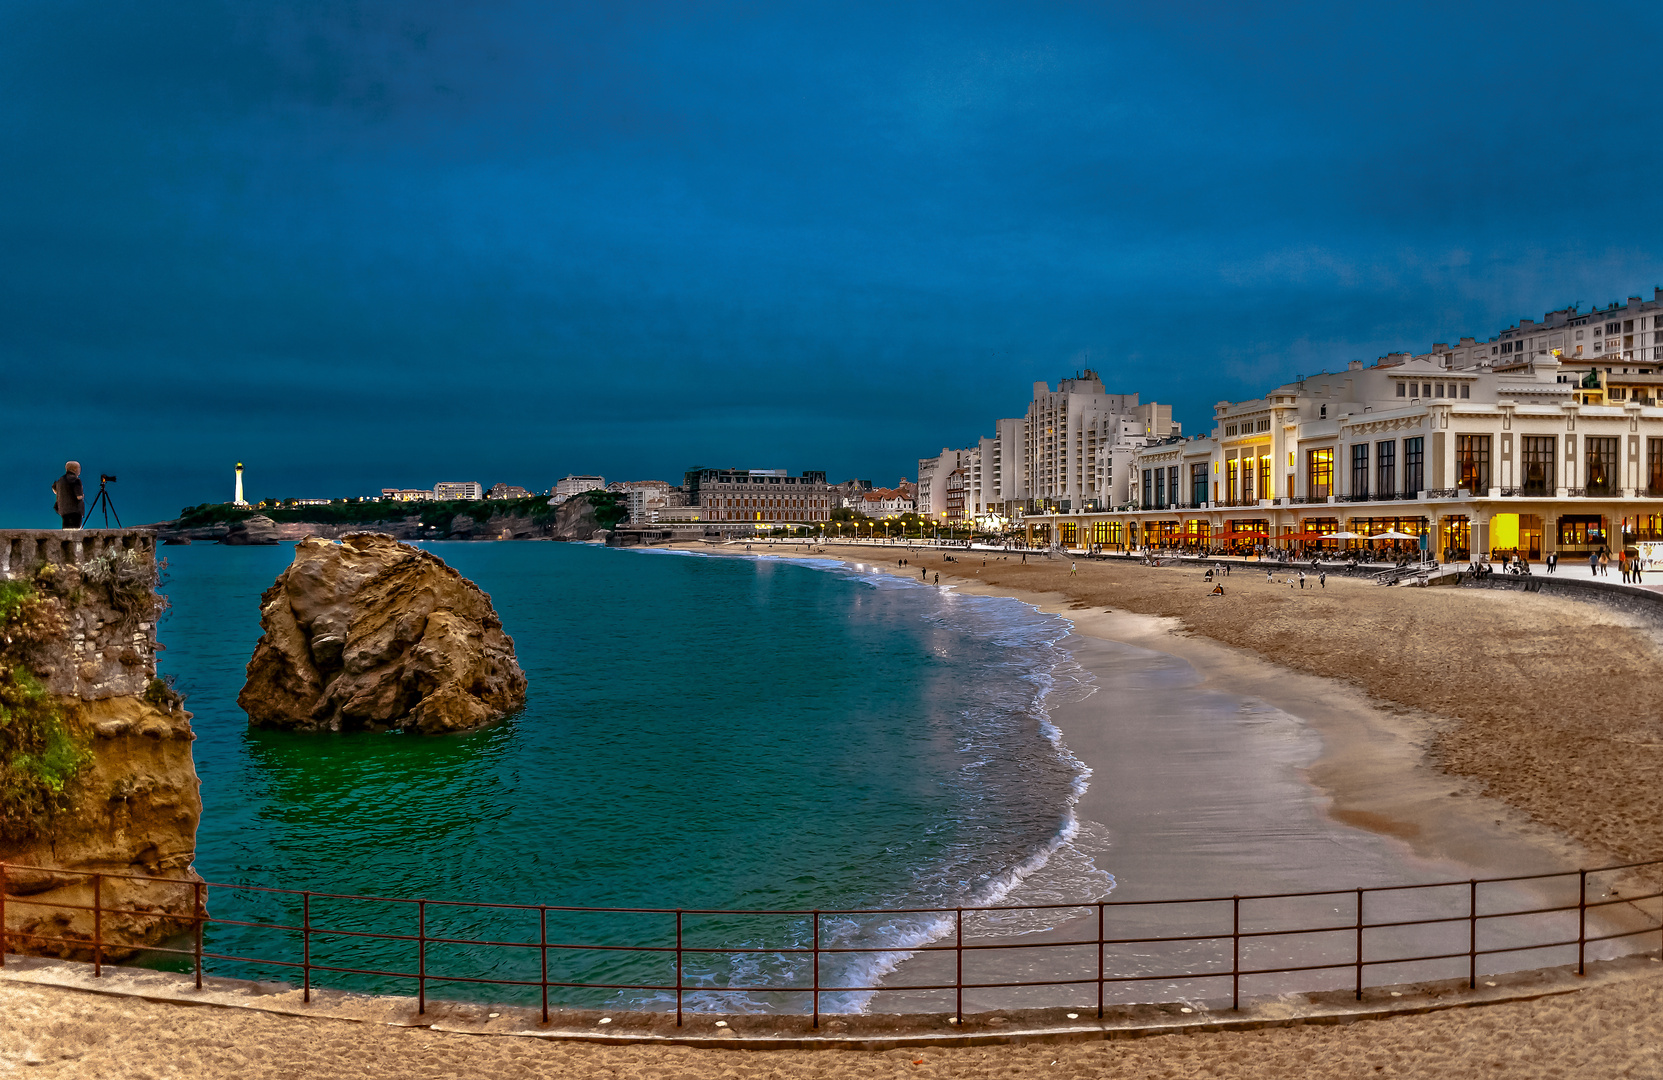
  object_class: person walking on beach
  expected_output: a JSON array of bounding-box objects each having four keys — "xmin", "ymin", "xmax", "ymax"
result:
[
  {"xmin": 52, "ymin": 461, "xmax": 83, "ymax": 529},
  {"xmin": 1070, "ymin": 561, "xmax": 1077, "ymax": 576},
  {"xmin": 1319, "ymin": 570, "xmax": 1326, "ymax": 588},
  {"xmin": 1298, "ymin": 570, "xmax": 1307, "ymax": 589},
  {"xmin": 934, "ymin": 573, "xmax": 939, "ymax": 585}
]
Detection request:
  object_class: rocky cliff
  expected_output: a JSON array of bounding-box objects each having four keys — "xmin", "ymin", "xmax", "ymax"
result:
[
  {"xmin": 238, "ymin": 534, "xmax": 527, "ymax": 734},
  {"xmin": 158, "ymin": 491, "xmax": 627, "ymax": 545},
  {"xmin": 0, "ymin": 530, "xmax": 200, "ymax": 961}
]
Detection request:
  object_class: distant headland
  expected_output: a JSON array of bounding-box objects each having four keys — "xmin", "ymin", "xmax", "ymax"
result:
[{"xmin": 149, "ymin": 490, "xmax": 627, "ymax": 545}]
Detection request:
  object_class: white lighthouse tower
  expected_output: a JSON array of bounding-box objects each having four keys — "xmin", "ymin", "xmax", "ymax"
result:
[{"xmin": 234, "ymin": 462, "xmax": 247, "ymax": 506}]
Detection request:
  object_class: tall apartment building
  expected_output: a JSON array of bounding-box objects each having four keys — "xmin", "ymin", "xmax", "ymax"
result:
[
  {"xmin": 917, "ymin": 448, "xmax": 977, "ymax": 518},
  {"xmin": 1021, "ymin": 372, "xmax": 1179, "ymax": 512},
  {"xmin": 609, "ymin": 480, "xmax": 672, "ymax": 524},
  {"xmin": 921, "ymin": 370, "xmax": 1180, "ymax": 525},
  {"xmin": 973, "ymin": 417, "xmax": 1025, "ymax": 520}
]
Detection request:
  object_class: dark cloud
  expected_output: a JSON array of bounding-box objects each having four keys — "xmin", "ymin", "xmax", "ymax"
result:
[{"xmin": 2, "ymin": 0, "xmax": 1661, "ymax": 522}]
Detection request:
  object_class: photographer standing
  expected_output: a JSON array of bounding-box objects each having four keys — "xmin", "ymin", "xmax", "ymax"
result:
[{"xmin": 52, "ymin": 461, "xmax": 84, "ymax": 529}]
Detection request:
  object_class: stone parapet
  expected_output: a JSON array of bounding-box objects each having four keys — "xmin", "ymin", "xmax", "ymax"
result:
[{"xmin": 0, "ymin": 529, "xmax": 157, "ymax": 583}]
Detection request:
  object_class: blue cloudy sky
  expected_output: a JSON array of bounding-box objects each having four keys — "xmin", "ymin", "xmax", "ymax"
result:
[{"xmin": 3, "ymin": 1, "xmax": 1661, "ymax": 523}]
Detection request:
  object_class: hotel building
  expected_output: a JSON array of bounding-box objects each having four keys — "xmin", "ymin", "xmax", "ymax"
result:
[
  {"xmin": 434, "ymin": 481, "xmax": 483, "ymax": 501},
  {"xmin": 920, "ymin": 371, "xmax": 1182, "ymax": 526},
  {"xmin": 1026, "ymin": 347, "xmax": 1663, "ymax": 562},
  {"xmin": 675, "ymin": 468, "xmax": 834, "ymax": 529},
  {"xmin": 552, "ymin": 475, "xmax": 606, "ymax": 502}
]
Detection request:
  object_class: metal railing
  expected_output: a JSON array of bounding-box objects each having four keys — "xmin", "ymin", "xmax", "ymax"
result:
[{"xmin": 2, "ymin": 859, "xmax": 1660, "ymax": 1026}]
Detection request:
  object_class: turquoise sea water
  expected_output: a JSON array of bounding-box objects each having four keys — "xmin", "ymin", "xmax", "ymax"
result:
[{"xmin": 158, "ymin": 542, "xmax": 1085, "ymax": 1010}]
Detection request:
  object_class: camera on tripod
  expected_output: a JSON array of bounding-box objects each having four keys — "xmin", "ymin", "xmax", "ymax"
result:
[{"xmin": 88, "ymin": 473, "xmax": 120, "ymax": 528}]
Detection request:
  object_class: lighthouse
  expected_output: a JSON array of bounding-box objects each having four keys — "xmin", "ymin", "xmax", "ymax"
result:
[{"xmin": 234, "ymin": 462, "xmax": 246, "ymax": 506}]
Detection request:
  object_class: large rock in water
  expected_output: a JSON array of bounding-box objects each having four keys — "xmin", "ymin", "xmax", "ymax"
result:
[{"xmin": 237, "ymin": 534, "xmax": 527, "ymax": 734}]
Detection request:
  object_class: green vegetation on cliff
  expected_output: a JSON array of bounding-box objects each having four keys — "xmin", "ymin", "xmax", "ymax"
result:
[
  {"xmin": 0, "ymin": 582, "xmax": 90, "ymax": 840},
  {"xmin": 175, "ymin": 491, "xmax": 628, "ymax": 532}
]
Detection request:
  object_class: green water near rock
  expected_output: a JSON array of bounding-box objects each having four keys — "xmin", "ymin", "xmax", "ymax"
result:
[{"xmin": 159, "ymin": 542, "xmax": 1085, "ymax": 1010}]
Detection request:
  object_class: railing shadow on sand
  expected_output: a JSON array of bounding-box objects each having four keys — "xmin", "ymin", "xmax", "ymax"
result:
[{"xmin": 2, "ymin": 858, "xmax": 1661, "ymax": 1026}]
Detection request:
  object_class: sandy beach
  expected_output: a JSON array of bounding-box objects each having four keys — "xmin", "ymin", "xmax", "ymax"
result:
[
  {"xmin": 7, "ymin": 540, "xmax": 1663, "ymax": 1076},
  {"xmin": 874, "ymin": 546, "xmax": 1663, "ymax": 868},
  {"xmin": 6, "ymin": 967, "xmax": 1663, "ymax": 1078}
]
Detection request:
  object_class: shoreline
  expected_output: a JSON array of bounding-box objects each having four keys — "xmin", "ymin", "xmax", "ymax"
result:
[
  {"xmin": 647, "ymin": 541, "xmax": 1628, "ymax": 1012},
  {"xmin": 793, "ymin": 543, "xmax": 1591, "ymax": 880}
]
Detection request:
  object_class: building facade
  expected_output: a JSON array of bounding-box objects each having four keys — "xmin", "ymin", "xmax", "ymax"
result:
[
  {"xmin": 554, "ymin": 475, "xmax": 606, "ymax": 502},
  {"xmin": 1025, "ymin": 350, "xmax": 1663, "ymax": 561},
  {"xmin": 435, "ymin": 481, "xmax": 483, "ymax": 501},
  {"xmin": 683, "ymin": 468, "xmax": 833, "ymax": 527}
]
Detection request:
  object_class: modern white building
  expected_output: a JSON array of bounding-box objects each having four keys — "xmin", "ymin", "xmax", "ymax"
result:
[
  {"xmin": 380, "ymin": 488, "xmax": 434, "ymax": 502},
  {"xmin": 929, "ymin": 370, "xmax": 1181, "ymax": 524},
  {"xmin": 434, "ymin": 481, "xmax": 483, "ymax": 501},
  {"xmin": 553, "ymin": 475, "xmax": 606, "ymax": 503},
  {"xmin": 917, "ymin": 448, "xmax": 977, "ymax": 519},
  {"xmin": 1369, "ymin": 289, "xmax": 1663, "ymax": 372}
]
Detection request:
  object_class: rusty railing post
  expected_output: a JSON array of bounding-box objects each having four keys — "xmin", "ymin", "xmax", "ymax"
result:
[
  {"xmin": 417, "ymin": 900, "xmax": 427, "ymax": 1014},
  {"xmin": 1353, "ymin": 887, "xmax": 1363, "ymax": 1001},
  {"xmin": 1096, "ymin": 901, "xmax": 1105, "ymax": 1019},
  {"xmin": 539, "ymin": 906, "xmax": 548, "ymax": 1025},
  {"xmin": 193, "ymin": 879, "xmax": 204, "ymax": 990},
  {"xmin": 1468, "ymin": 879, "xmax": 1477, "ymax": 989},
  {"xmin": 93, "ymin": 873, "xmax": 104, "ymax": 978},
  {"xmin": 955, "ymin": 907, "xmax": 963, "ymax": 1025},
  {"xmin": 1577, "ymin": 869, "xmax": 1587, "ymax": 976},
  {"xmin": 675, "ymin": 910, "xmax": 683, "ymax": 1028},
  {"xmin": 303, "ymin": 892, "xmax": 311, "ymax": 1004},
  {"xmin": 811, "ymin": 910, "xmax": 820, "ymax": 1029},
  {"xmin": 1232, "ymin": 895, "xmax": 1241, "ymax": 1011}
]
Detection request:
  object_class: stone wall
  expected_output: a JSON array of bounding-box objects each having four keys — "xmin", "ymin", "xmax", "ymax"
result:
[
  {"xmin": 0, "ymin": 528, "xmax": 200, "ymax": 961},
  {"xmin": 1462, "ymin": 571, "xmax": 1663, "ymax": 622},
  {"xmin": 0, "ymin": 530, "xmax": 160, "ymax": 703}
]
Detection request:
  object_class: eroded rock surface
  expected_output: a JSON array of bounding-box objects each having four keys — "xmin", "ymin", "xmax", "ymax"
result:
[
  {"xmin": 238, "ymin": 534, "xmax": 527, "ymax": 734},
  {"xmin": 0, "ymin": 530, "xmax": 202, "ymax": 962}
]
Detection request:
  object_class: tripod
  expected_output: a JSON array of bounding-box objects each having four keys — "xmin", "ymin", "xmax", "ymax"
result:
[{"xmin": 87, "ymin": 476, "xmax": 121, "ymax": 529}]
